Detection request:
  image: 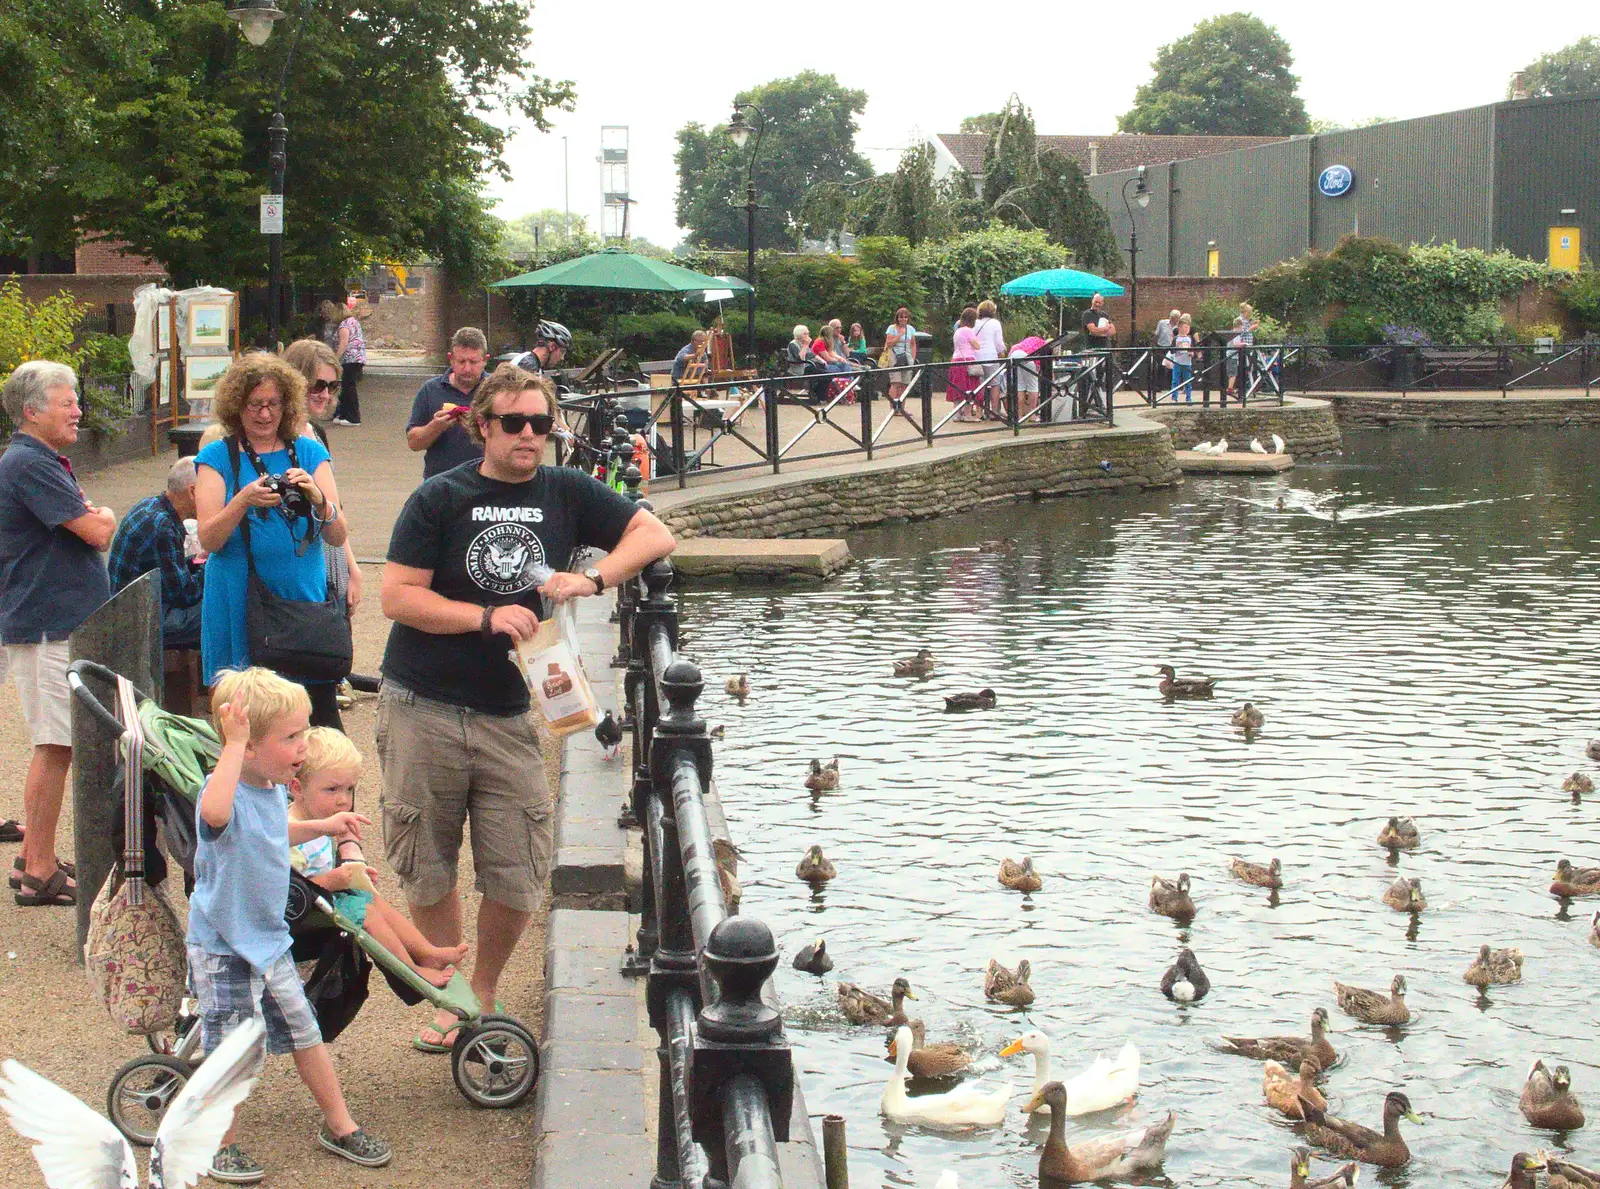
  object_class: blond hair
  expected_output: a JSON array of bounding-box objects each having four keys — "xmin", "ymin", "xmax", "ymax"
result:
[
  {"xmin": 301, "ymin": 726, "xmax": 363, "ymax": 780},
  {"xmin": 977, "ymin": 299, "xmax": 997, "ymax": 319},
  {"xmin": 283, "ymin": 337, "xmax": 339, "ymax": 387},
  {"xmin": 209, "ymin": 667, "xmax": 310, "ymax": 743},
  {"xmin": 468, "ymin": 364, "xmax": 552, "ymax": 445},
  {"xmin": 211, "ymin": 352, "xmax": 308, "ymax": 444}
]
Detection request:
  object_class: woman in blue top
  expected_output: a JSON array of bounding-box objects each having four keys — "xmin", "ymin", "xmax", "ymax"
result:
[{"xmin": 194, "ymin": 353, "xmax": 350, "ymax": 727}]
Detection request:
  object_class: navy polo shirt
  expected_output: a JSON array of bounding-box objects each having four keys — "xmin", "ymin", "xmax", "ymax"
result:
[
  {"xmin": 407, "ymin": 373, "xmax": 484, "ymax": 479},
  {"xmin": 0, "ymin": 432, "xmax": 110, "ymax": 643}
]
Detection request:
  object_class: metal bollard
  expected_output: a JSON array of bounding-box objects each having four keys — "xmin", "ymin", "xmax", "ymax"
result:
[{"xmin": 822, "ymin": 1115, "xmax": 848, "ymax": 1189}]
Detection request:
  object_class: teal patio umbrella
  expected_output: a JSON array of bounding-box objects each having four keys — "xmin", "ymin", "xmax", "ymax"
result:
[{"xmin": 1000, "ymin": 268, "xmax": 1124, "ymax": 337}]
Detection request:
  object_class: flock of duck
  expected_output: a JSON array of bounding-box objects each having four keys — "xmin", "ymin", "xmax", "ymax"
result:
[{"xmin": 739, "ymin": 659, "xmax": 1600, "ymax": 1187}]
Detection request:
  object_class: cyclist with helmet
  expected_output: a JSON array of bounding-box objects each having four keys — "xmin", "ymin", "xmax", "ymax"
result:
[{"xmin": 511, "ymin": 319, "xmax": 572, "ymax": 377}]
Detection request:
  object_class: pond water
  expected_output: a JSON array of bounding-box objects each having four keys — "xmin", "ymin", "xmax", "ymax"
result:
[{"xmin": 676, "ymin": 426, "xmax": 1600, "ymax": 1189}]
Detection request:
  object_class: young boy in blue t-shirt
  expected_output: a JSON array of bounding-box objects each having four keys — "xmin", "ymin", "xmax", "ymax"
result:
[{"xmin": 188, "ymin": 666, "xmax": 392, "ymax": 1183}]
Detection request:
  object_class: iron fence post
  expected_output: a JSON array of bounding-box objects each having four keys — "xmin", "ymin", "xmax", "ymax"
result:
[
  {"xmin": 1585, "ymin": 340, "xmax": 1592, "ymax": 397},
  {"xmin": 765, "ymin": 379, "xmax": 781, "ymax": 475},
  {"xmin": 920, "ymin": 366, "xmax": 934, "ymax": 445},
  {"xmin": 860, "ymin": 375, "xmax": 873, "ymax": 461},
  {"xmin": 623, "ymin": 560, "xmax": 677, "ymax": 975},
  {"xmin": 671, "ymin": 386, "xmax": 687, "ymax": 490},
  {"xmin": 1006, "ymin": 357, "xmax": 1019, "ymax": 434}
]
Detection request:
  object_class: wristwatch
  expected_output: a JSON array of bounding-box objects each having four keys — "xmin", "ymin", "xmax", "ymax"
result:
[{"xmin": 583, "ymin": 567, "xmax": 605, "ymax": 594}]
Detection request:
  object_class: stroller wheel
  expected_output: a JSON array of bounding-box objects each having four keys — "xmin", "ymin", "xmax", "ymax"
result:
[
  {"xmin": 451, "ymin": 1014, "xmax": 539, "ymax": 1108},
  {"xmin": 108, "ymin": 1054, "xmax": 192, "ymax": 1146}
]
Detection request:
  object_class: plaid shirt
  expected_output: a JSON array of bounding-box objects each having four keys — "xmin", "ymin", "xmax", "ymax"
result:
[{"xmin": 108, "ymin": 493, "xmax": 202, "ymax": 612}]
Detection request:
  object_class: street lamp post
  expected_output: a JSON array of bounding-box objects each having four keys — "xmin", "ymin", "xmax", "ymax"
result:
[
  {"xmin": 1121, "ymin": 165, "xmax": 1151, "ymax": 345},
  {"xmin": 727, "ymin": 102, "xmax": 767, "ymax": 369}
]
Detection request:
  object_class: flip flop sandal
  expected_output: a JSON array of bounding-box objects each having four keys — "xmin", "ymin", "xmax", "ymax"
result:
[
  {"xmin": 9, "ymin": 855, "xmax": 74, "ymax": 890},
  {"xmin": 15, "ymin": 867, "xmax": 75, "ymax": 907},
  {"xmin": 411, "ymin": 1001, "xmax": 505, "ymax": 1053},
  {"xmin": 0, "ymin": 820, "xmax": 21, "ymax": 843}
]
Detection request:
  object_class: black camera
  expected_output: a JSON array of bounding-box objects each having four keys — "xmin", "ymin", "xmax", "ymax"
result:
[{"xmin": 262, "ymin": 473, "xmax": 313, "ymax": 518}]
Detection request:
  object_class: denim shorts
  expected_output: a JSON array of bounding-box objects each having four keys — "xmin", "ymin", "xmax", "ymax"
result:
[{"xmin": 188, "ymin": 945, "xmax": 322, "ymax": 1056}]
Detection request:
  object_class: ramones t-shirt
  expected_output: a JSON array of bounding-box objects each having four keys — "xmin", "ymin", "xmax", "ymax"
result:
[{"xmin": 381, "ymin": 462, "xmax": 639, "ymax": 714}]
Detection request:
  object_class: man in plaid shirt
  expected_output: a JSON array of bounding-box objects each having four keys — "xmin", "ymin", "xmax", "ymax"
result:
[{"xmin": 108, "ymin": 457, "xmax": 204, "ymax": 646}]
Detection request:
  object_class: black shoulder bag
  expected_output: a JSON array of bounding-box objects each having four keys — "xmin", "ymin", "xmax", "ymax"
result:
[{"xmin": 230, "ymin": 437, "xmax": 353, "ymax": 682}]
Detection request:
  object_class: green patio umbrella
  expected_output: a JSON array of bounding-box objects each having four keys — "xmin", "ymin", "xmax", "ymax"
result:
[{"xmin": 490, "ymin": 248, "xmax": 753, "ymax": 296}]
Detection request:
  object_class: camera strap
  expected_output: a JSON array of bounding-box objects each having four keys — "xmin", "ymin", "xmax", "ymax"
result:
[{"xmin": 229, "ymin": 435, "xmax": 320, "ymax": 557}]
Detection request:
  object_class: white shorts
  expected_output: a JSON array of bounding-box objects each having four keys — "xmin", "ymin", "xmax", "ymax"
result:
[{"xmin": 5, "ymin": 640, "xmax": 73, "ymax": 747}]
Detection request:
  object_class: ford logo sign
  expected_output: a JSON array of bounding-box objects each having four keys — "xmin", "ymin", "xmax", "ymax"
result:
[{"xmin": 1318, "ymin": 165, "xmax": 1353, "ymax": 197}]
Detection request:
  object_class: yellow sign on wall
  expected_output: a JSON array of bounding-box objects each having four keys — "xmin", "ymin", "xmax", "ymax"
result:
[
  {"xmin": 1207, "ymin": 248, "xmax": 1220, "ymax": 278},
  {"xmin": 1548, "ymin": 226, "xmax": 1580, "ymax": 271}
]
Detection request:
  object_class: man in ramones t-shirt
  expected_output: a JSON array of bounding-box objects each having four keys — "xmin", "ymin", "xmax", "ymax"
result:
[{"xmin": 379, "ymin": 365, "xmax": 675, "ymax": 1049}]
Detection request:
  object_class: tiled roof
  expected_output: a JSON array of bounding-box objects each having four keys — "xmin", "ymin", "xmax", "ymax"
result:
[{"xmin": 936, "ymin": 132, "xmax": 1290, "ymax": 175}]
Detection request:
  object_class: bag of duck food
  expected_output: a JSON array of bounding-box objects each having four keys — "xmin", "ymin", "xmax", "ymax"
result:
[{"xmin": 515, "ymin": 600, "xmax": 600, "ymax": 737}]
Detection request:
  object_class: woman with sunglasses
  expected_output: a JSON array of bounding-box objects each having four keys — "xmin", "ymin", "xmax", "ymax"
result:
[
  {"xmin": 379, "ymin": 364, "xmax": 676, "ymax": 1051},
  {"xmin": 284, "ymin": 339, "xmax": 363, "ymax": 623}
]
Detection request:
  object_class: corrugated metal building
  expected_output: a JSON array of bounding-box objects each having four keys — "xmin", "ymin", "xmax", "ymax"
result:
[{"xmin": 1088, "ymin": 94, "xmax": 1599, "ymax": 276}]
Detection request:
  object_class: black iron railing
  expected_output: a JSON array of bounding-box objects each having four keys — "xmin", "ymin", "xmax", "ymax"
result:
[{"xmin": 616, "ymin": 558, "xmax": 794, "ymax": 1189}]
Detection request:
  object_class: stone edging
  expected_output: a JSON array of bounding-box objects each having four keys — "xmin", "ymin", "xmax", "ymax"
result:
[
  {"xmin": 1143, "ymin": 395, "xmax": 1342, "ymax": 456},
  {"xmin": 1325, "ymin": 392, "xmax": 1600, "ymax": 429}
]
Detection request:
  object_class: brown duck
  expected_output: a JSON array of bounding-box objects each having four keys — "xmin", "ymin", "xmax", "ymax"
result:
[
  {"xmin": 1463, "ymin": 944, "xmax": 1523, "ymax": 987},
  {"xmin": 1591, "ymin": 910, "xmax": 1600, "ymax": 949},
  {"xmin": 1333, "ymin": 974, "xmax": 1410, "ymax": 1025},
  {"xmin": 838, "ymin": 977, "xmax": 914, "ymax": 1027},
  {"xmin": 1298, "ymin": 1090, "xmax": 1421, "ymax": 1168},
  {"xmin": 998, "ymin": 856, "xmax": 1043, "ymax": 892},
  {"xmin": 1566, "ymin": 772, "xmax": 1596, "ymax": 798},
  {"xmin": 1499, "ymin": 1153, "xmax": 1548, "ymax": 1189},
  {"xmin": 1382, "ymin": 876, "xmax": 1426, "ymax": 912},
  {"xmin": 1520, "ymin": 1059, "xmax": 1584, "ymax": 1129},
  {"xmin": 1552, "ymin": 858, "xmax": 1600, "ymax": 897},
  {"xmin": 1230, "ymin": 856, "xmax": 1282, "ymax": 888},
  {"xmin": 1024, "ymin": 1081, "xmax": 1175, "ymax": 1182},
  {"xmin": 1220, "ymin": 1007, "xmax": 1337, "ymax": 1069},
  {"xmin": 804, "ymin": 757, "xmax": 840, "ymax": 792},
  {"xmin": 1157, "ymin": 664, "xmax": 1214, "ymax": 698},
  {"xmin": 1289, "ymin": 1144, "xmax": 1359, "ymax": 1188},
  {"xmin": 795, "ymin": 845, "xmax": 836, "ymax": 883},
  {"xmin": 1149, "ymin": 872, "xmax": 1196, "ymax": 921},
  {"xmin": 1550, "ymin": 1155, "xmax": 1600, "ymax": 1188},
  {"xmin": 1263, "ymin": 1059, "xmax": 1325, "ymax": 1119},
  {"xmin": 1377, "ymin": 816, "xmax": 1420, "ymax": 849},
  {"xmin": 892, "ymin": 648, "xmax": 936, "ymax": 677},
  {"xmin": 984, "ymin": 958, "xmax": 1035, "ymax": 1007},
  {"xmin": 881, "ymin": 1019, "xmax": 972, "ymax": 1079}
]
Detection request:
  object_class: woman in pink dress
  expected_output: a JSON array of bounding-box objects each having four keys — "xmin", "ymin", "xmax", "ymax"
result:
[{"xmin": 947, "ymin": 306, "xmax": 982, "ymax": 420}]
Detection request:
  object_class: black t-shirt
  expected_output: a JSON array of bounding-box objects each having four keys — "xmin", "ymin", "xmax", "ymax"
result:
[
  {"xmin": 408, "ymin": 374, "xmax": 484, "ymax": 479},
  {"xmin": 1083, "ymin": 308, "xmax": 1114, "ymax": 349},
  {"xmin": 381, "ymin": 462, "xmax": 639, "ymax": 714}
]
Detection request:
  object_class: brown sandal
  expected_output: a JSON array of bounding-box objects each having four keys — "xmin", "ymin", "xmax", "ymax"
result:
[
  {"xmin": 15, "ymin": 867, "xmax": 75, "ymax": 906},
  {"xmin": 8, "ymin": 855, "xmax": 74, "ymax": 890}
]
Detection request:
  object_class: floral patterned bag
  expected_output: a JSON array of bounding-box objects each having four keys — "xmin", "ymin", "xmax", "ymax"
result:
[{"xmin": 82, "ymin": 675, "xmax": 187, "ymax": 1035}]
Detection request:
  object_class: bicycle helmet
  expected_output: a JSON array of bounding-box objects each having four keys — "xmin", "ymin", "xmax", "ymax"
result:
[{"xmin": 534, "ymin": 319, "xmax": 573, "ymax": 349}]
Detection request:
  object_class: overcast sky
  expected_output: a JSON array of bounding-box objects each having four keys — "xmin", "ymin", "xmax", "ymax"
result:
[{"xmin": 482, "ymin": 1, "xmax": 1593, "ymax": 247}]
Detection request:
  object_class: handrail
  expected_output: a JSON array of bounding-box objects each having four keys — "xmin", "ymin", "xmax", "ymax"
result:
[{"xmin": 619, "ymin": 555, "xmax": 793, "ymax": 1188}]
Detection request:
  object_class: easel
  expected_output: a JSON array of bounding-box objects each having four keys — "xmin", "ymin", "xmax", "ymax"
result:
[
  {"xmin": 149, "ymin": 294, "xmax": 239, "ymax": 454},
  {"xmin": 707, "ymin": 323, "xmax": 756, "ymax": 382}
]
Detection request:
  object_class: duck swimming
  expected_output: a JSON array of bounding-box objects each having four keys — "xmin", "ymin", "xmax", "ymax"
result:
[
  {"xmin": 1025, "ymin": 1082, "xmax": 1175, "ymax": 1183},
  {"xmin": 881, "ymin": 1026, "xmax": 1009, "ymax": 1128},
  {"xmin": 1299, "ymin": 1090, "xmax": 1421, "ymax": 1168},
  {"xmin": 885, "ymin": 1020, "xmax": 972, "ymax": 1079},
  {"xmin": 1333, "ymin": 974, "xmax": 1409, "ymax": 1025},
  {"xmin": 792, "ymin": 938, "xmax": 833, "ymax": 975},
  {"xmin": 1149, "ymin": 872, "xmax": 1196, "ymax": 921},
  {"xmin": 804, "ymin": 757, "xmax": 840, "ymax": 792},
  {"xmin": 1501, "ymin": 1153, "xmax": 1549, "ymax": 1189},
  {"xmin": 1289, "ymin": 1145, "xmax": 1359, "ymax": 1189},
  {"xmin": 1000, "ymin": 1030, "xmax": 1139, "ymax": 1115},
  {"xmin": 725, "ymin": 673, "xmax": 750, "ymax": 699},
  {"xmin": 1564, "ymin": 773, "xmax": 1594, "ymax": 798},
  {"xmin": 1549, "ymin": 1155, "xmax": 1600, "ymax": 1188},
  {"xmin": 1230, "ymin": 856, "xmax": 1281, "ymax": 889},
  {"xmin": 1231, "ymin": 702, "xmax": 1265, "ymax": 730},
  {"xmin": 1160, "ymin": 947, "xmax": 1210, "ymax": 1002},
  {"xmin": 1520, "ymin": 1059, "xmax": 1584, "ymax": 1130},
  {"xmin": 1264, "ymin": 1059, "xmax": 1326, "ymax": 1119},
  {"xmin": 984, "ymin": 958, "xmax": 1035, "ymax": 1007},
  {"xmin": 838, "ymin": 977, "xmax": 914, "ymax": 1026},
  {"xmin": 1591, "ymin": 910, "xmax": 1600, "ymax": 949},
  {"xmin": 1463, "ymin": 943, "xmax": 1523, "ymax": 987},
  {"xmin": 795, "ymin": 845, "xmax": 836, "ymax": 883},
  {"xmin": 1220, "ymin": 1007, "xmax": 1337, "ymax": 1070},
  {"xmin": 1382, "ymin": 876, "xmax": 1426, "ymax": 912},
  {"xmin": 893, "ymin": 648, "xmax": 936, "ymax": 677},
  {"xmin": 998, "ymin": 856, "xmax": 1042, "ymax": 892},
  {"xmin": 944, "ymin": 688, "xmax": 996, "ymax": 712},
  {"xmin": 1156, "ymin": 665, "xmax": 1215, "ymax": 698},
  {"xmin": 1552, "ymin": 858, "xmax": 1600, "ymax": 897},
  {"xmin": 1377, "ymin": 816, "xmax": 1420, "ymax": 849}
]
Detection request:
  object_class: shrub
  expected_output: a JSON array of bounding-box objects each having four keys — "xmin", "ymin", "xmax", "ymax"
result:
[
  {"xmin": 79, "ymin": 332, "xmax": 133, "ymax": 379},
  {"xmin": 1191, "ymin": 298, "xmax": 1243, "ymax": 337},
  {"xmin": 913, "ymin": 224, "xmax": 1073, "ymax": 341},
  {"xmin": 1556, "ymin": 270, "xmax": 1600, "ymax": 332},
  {"xmin": 1327, "ymin": 309, "xmax": 1385, "ymax": 345},
  {"xmin": 0, "ymin": 282, "xmax": 133, "ymax": 437},
  {"xmin": 1511, "ymin": 320, "xmax": 1564, "ymax": 344}
]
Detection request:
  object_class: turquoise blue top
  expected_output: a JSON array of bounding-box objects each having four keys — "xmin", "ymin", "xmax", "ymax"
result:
[
  {"xmin": 187, "ymin": 776, "xmax": 292, "ymax": 970},
  {"xmin": 195, "ymin": 434, "xmax": 331, "ymax": 684}
]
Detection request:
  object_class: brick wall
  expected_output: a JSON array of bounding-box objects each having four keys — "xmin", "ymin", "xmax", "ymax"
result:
[
  {"xmin": 442, "ymin": 280, "xmax": 516, "ymax": 359},
  {"xmin": 1098, "ymin": 276, "xmax": 1254, "ymax": 336},
  {"xmin": 75, "ymin": 239, "xmax": 163, "ymax": 276}
]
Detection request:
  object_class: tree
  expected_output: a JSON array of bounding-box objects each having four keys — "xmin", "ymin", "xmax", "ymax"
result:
[
  {"xmin": 801, "ymin": 142, "xmax": 955, "ymax": 247},
  {"xmin": 0, "ymin": 0, "xmax": 573, "ymax": 290},
  {"xmin": 674, "ymin": 72, "xmax": 872, "ymax": 249},
  {"xmin": 959, "ymin": 112, "xmax": 1006, "ymax": 134},
  {"xmin": 1119, "ymin": 13, "xmax": 1309, "ymax": 135},
  {"xmin": 1515, "ymin": 36, "xmax": 1600, "ymax": 98},
  {"xmin": 498, "ymin": 211, "xmax": 598, "ymax": 261}
]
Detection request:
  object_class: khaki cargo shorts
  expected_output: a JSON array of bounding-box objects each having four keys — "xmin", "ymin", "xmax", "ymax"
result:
[{"xmin": 375, "ymin": 683, "xmax": 552, "ymax": 914}]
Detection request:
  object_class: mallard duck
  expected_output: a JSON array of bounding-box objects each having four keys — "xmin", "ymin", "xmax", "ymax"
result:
[
  {"xmin": 883, "ymin": 1020, "xmax": 973, "ymax": 1079},
  {"xmin": 795, "ymin": 845, "xmax": 836, "ymax": 883},
  {"xmin": 1001, "ymin": 1030, "xmax": 1139, "ymax": 1115},
  {"xmin": 838, "ymin": 977, "xmax": 914, "ymax": 1026},
  {"xmin": 1550, "ymin": 1155, "xmax": 1600, "ymax": 1188},
  {"xmin": 882, "ymin": 1025, "xmax": 1008, "ymax": 1127},
  {"xmin": 708, "ymin": 724, "xmax": 726, "ymax": 740},
  {"xmin": 1552, "ymin": 859, "xmax": 1600, "ymax": 897},
  {"xmin": 1520, "ymin": 1060, "xmax": 1584, "ymax": 1129},
  {"xmin": 1149, "ymin": 872, "xmax": 1196, "ymax": 921},
  {"xmin": 1025, "ymin": 1081, "xmax": 1174, "ymax": 1182},
  {"xmin": 998, "ymin": 856, "xmax": 1042, "ymax": 892},
  {"xmin": 1289, "ymin": 1145, "xmax": 1359, "ymax": 1188},
  {"xmin": 1264, "ymin": 1060, "xmax": 1326, "ymax": 1119},
  {"xmin": 792, "ymin": 938, "xmax": 832, "ymax": 975},
  {"xmin": 725, "ymin": 673, "xmax": 750, "ymax": 698},
  {"xmin": 1498, "ymin": 1153, "xmax": 1547, "ymax": 1189},
  {"xmin": 804, "ymin": 757, "xmax": 840, "ymax": 792},
  {"xmin": 1220, "ymin": 1007, "xmax": 1337, "ymax": 1069},
  {"xmin": 719, "ymin": 864, "xmax": 741, "ymax": 911},
  {"xmin": 1567, "ymin": 773, "xmax": 1596, "ymax": 797},
  {"xmin": 1590, "ymin": 910, "xmax": 1600, "ymax": 948},
  {"xmin": 1232, "ymin": 702, "xmax": 1265, "ymax": 729},
  {"xmin": 1231, "ymin": 856, "xmax": 1282, "ymax": 888},
  {"xmin": 1382, "ymin": 877, "xmax": 1426, "ymax": 912},
  {"xmin": 1157, "ymin": 664, "xmax": 1215, "ymax": 698},
  {"xmin": 1334, "ymin": 975, "xmax": 1409, "ymax": 1025},
  {"xmin": 944, "ymin": 688, "xmax": 996, "ymax": 712},
  {"xmin": 1299, "ymin": 1090, "xmax": 1420, "ymax": 1168},
  {"xmin": 893, "ymin": 648, "xmax": 936, "ymax": 677},
  {"xmin": 984, "ymin": 958, "xmax": 1035, "ymax": 1007},
  {"xmin": 1377, "ymin": 816, "xmax": 1420, "ymax": 849},
  {"xmin": 1160, "ymin": 947, "xmax": 1210, "ymax": 1002},
  {"xmin": 1463, "ymin": 944, "xmax": 1523, "ymax": 987}
]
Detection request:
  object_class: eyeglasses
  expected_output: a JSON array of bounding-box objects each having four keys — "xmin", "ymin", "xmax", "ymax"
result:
[
  {"xmin": 483, "ymin": 411, "xmax": 554, "ymax": 435},
  {"xmin": 309, "ymin": 379, "xmax": 342, "ymax": 396},
  {"xmin": 245, "ymin": 400, "xmax": 283, "ymax": 414}
]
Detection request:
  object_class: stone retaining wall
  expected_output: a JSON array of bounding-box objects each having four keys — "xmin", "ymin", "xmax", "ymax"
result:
[
  {"xmin": 1144, "ymin": 397, "xmax": 1342, "ymax": 456},
  {"xmin": 659, "ymin": 426, "xmax": 1180, "ymax": 540},
  {"xmin": 1327, "ymin": 393, "xmax": 1600, "ymax": 429}
]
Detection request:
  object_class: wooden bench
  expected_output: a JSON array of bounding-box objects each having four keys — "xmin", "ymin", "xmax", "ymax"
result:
[{"xmin": 1418, "ymin": 347, "xmax": 1505, "ymax": 385}]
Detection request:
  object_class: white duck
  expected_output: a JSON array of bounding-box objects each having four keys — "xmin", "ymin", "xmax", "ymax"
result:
[
  {"xmin": 1249, "ymin": 437, "xmax": 1267, "ymax": 454},
  {"xmin": 1000, "ymin": 1029, "xmax": 1140, "ymax": 1115},
  {"xmin": 1213, "ymin": 437, "xmax": 1229, "ymax": 454},
  {"xmin": 1, "ymin": 1017, "xmax": 265, "ymax": 1189},
  {"xmin": 1271, "ymin": 433, "xmax": 1286, "ymax": 455},
  {"xmin": 883, "ymin": 1025, "xmax": 1010, "ymax": 1128},
  {"xmin": 934, "ymin": 1174, "xmax": 959, "ymax": 1189},
  {"xmin": 1191, "ymin": 440, "xmax": 1214, "ymax": 454}
]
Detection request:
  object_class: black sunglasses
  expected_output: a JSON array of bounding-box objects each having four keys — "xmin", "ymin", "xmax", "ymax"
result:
[
  {"xmin": 309, "ymin": 378, "xmax": 342, "ymax": 395},
  {"xmin": 483, "ymin": 411, "xmax": 554, "ymax": 435}
]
